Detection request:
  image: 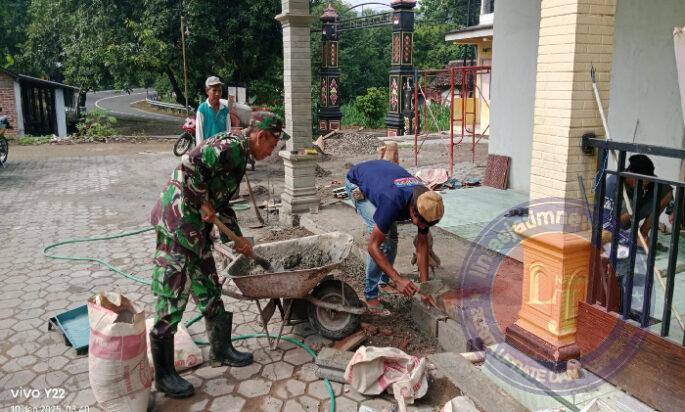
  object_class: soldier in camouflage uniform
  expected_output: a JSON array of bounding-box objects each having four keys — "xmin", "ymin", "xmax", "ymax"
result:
[{"xmin": 149, "ymin": 111, "xmax": 287, "ymax": 398}]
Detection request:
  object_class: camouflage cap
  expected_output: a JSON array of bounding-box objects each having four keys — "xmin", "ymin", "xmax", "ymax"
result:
[{"xmin": 250, "ymin": 111, "xmax": 290, "ymax": 141}]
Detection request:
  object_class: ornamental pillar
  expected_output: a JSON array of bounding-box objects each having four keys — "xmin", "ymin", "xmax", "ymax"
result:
[
  {"xmin": 317, "ymin": 4, "xmax": 342, "ymax": 132},
  {"xmin": 386, "ymin": 0, "xmax": 416, "ymax": 137}
]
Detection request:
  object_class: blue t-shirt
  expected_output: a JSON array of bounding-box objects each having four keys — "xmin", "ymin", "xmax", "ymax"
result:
[{"xmin": 347, "ymin": 160, "xmax": 424, "ymax": 233}]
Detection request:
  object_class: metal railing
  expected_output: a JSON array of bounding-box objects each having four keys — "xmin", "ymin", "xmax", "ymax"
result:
[
  {"xmin": 583, "ymin": 135, "xmax": 685, "ymax": 345},
  {"xmin": 145, "ymin": 92, "xmax": 187, "ymax": 112}
]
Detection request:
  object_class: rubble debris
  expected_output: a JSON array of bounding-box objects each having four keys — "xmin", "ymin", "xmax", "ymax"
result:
[
  {"xmin": 441, "ymin": 396, "xmax": 479, "ymax": 412},
  {"xmin": 333, "ymin": 329, "xmax": 367, "ymax": 351},
  {"xmin": 460, "ymin": 351, "xmax": 485, "ymax": 364},
  {"xmin": 380, "ymin": 327, "xmax": 393, "ymax": 336},
  {"xmin": 315, "ymin": 347, "xmax": 354, "ymax": 384},
  {"xmin": 361, "ymin": 322, "xmax": 379, "ymax": 335},
  {"xmin": 567, "ymin": 358, "xmax": 583, "ymax": 379},
  {"xmin": 399, "ymin": 335, "xmax": 409, "ymax": 352},
  {"xmin": 315, "ymin": 164, "xmax": 332, "ymax": 177}
]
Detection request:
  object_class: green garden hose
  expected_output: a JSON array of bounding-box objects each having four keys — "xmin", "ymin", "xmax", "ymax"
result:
[
  {"xmin": 42, "ymin": 228, "xmax": 336, "ymax": 412},
  {"xmin": 42, "ymin": 227, "xmax": 155, "ymax": 286}
]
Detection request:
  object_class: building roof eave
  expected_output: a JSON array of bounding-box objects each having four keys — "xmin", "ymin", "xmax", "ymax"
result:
[
  {"xmin": 0, "ymin": 67, "xmax": 18, "ymax": 79},
  {"xmin": 16, "ymin": 74, "xmax": 80, "ymax": 91},
  {"xmin": 444, "ymin": 24, "xmax": 494, "ymax": 42}
]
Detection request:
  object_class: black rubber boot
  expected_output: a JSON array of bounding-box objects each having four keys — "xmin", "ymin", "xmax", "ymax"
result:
[
  {"xmin": 149, "ymin": 332, "xmax": 194, "ymax": 398},
  {"xmin": 205, "ymin": 311, "xmax": 254, "ymax": 367}
]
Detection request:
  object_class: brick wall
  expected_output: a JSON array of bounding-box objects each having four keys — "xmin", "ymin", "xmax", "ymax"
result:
[
  {"xmin": 529, "ymin": 0, "xmax": 617, "ymax": 201},
  {"xmin": 0, "ymin": 72, "xmax": 18, "ymax": 135}
]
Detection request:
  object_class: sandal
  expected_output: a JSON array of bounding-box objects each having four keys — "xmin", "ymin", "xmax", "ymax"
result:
[{"xmin": 366, "ymin": 301, "xmax": 392, "ymax": 317}]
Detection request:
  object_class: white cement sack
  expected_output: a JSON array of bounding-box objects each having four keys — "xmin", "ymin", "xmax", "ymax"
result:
[
  {"xmin": 88, "ymin": 292, "xmax": 151, "ymax": 412},
  {"xmin": 344, "ymin": 346, "xmax": 428, "ymax": 403},
  {"xmin": 145, "ymin": 318, "xmax": 202, "ymax": 372}
]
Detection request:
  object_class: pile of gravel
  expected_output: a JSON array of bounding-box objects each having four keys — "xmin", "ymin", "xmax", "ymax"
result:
[{"xmin": 324, "ymin": 132, "xmax": 382, "ymax": 155}]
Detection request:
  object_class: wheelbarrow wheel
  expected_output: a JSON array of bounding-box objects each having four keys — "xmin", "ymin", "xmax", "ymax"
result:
[{"xmin": 307, "ymin": 279, "xmax": 362, "ymax": 340}]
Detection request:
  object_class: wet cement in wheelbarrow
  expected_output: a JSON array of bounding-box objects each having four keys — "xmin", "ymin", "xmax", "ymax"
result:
[{"xmin": 237, "ymin": 247, "xmax": 333, "ymax": 275}]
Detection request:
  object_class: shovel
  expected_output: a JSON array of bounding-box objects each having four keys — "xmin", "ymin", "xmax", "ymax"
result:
[{"xmin": 212, "ymin": 217, "xmax": 273, "ymax": 272}]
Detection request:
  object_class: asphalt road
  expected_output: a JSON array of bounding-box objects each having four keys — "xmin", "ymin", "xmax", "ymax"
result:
[{"xmin": 86, "ymin": 88, "xmax": 181, "ymax": 122}]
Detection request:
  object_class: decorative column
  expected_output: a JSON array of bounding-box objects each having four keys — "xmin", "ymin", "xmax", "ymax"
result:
[
  {"xmin": 276, "ymin": 0, "xmax": 320, "ymax": 224},
  {"xmin": 385, "ymin": 0, "xmax": 416, "ymax": 137},
  {"xmin": 505, "ymin": 0, "xmax": 617, "ymax": 370},
  {"xmin": 317, "ymin": 4, "xmax": 342, "ymax": 132}
]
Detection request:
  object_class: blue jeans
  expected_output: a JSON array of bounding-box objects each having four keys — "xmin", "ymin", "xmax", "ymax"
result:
[{"xmin": 345, "ymin": 179, "xmax": 398, "ymax": 300}]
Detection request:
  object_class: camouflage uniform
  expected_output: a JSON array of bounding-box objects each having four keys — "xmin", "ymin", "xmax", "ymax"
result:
[{"xmin": 150, "ymin": 131, "xmax": 248, "ymax": 338}]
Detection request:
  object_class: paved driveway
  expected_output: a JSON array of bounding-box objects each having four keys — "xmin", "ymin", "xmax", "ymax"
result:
[{"xmin": 0, "ymin": 143, "xmax": 395, "ymax": 411}]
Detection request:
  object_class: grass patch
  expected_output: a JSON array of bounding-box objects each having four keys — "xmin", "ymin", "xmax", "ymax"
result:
[
  {"xmin": 340, "ymin": 104, "xmax": 366, "ymax": 127},
  {"xmin": 7, "ymin": 135, "xmax": 51, "ymax": 145},
  {"xmin": 419, "ymin": 103, "xmax": 452, "ymax": 133}
]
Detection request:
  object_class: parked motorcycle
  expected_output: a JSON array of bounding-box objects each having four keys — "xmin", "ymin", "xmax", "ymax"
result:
[
  {"xmin": 0, "ymin": 109, "xmax": 10, "ymax": 167},
  {"xmin": 173, "ymin": 116, "xmax": 196, "ymax": 156}
]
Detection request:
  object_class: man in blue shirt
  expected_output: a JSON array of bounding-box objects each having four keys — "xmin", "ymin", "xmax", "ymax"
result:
[
  {"xmin": 195, "ymin": 76, "xmax": 232, "ymax": 144},
  {"xmin": 346, "ymin": 160, "xmax": 444, "ymax": 315}
]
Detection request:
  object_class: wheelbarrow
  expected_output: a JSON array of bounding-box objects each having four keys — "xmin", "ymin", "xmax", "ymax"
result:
[{"xmin": 223, "ymin": 232, "xmax": 366, "ymax": 349}]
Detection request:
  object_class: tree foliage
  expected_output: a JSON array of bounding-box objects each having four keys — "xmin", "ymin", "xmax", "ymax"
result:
[
  {"xmin": 3, "ymin": 0, "xmax": 477, "ymax": 117},
  {"xmin": 11, "ymin": 0, "xmax": 283, "ymax": 106},
  {"xmin": 0, "ymin": 0, "xmax": 31, "ymax": 68}
]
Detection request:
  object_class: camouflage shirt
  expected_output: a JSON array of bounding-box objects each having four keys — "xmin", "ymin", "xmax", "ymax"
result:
[{"xmin": 151, "ymin": 132, "xmax": 248, "ymax": 255}]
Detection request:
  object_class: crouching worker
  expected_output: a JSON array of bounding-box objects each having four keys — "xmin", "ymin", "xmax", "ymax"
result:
[
  {"xmin": 149, "ymin": 111, "xmax": 287, "ymax": 398},
  {"xmin": 345, "ymin": 160, "xmax": 445, "ymax": 316}
]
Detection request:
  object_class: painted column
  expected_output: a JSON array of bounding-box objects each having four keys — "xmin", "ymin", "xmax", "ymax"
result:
[
  {"xmin": 317, "ymin": 5, "xmax": 342, "ymax": 132},
  {"xmin": 385, "ymin": 0, "xmax": 416, "ymax": 137},
  {"xmin": 276, "ymin": 0, "xmax": 320, "ymax": 224},
  {"xmin": 13, "ymin": 81, "xmax": 24, "ymax": 136},
  {"xmin": 505, "ymin": 0, "xmax": 617, "ymax": 370},
  {"xmin": 54, "ymin": 88, "xmax": 67, "ymax": 137}
]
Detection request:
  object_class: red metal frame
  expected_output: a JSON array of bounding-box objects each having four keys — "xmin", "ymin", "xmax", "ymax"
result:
[{"xmin": 412, "ymin": 65, "xmax": 491, "ymax": 175}]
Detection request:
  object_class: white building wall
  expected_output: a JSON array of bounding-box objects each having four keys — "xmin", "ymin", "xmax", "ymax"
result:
[
  {"xmin": 488, "ymin": 0, "xmax": 541, "ymax": 193},
  {"xmin": 607, "ymin": 0, "xmax": 685, "ymax": 180}
]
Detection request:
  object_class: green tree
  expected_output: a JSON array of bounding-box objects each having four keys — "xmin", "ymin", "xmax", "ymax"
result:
[
  {"xmin": 0, "ymin": 0, "xmax": 31, "ymax": 69},
  {"xmin": 17, "ymin": 0, "xmax": 285, "ymax": 107},
  {"xmin": 354, "ymin": 87, "xmax": 388, "ymax": 128}
]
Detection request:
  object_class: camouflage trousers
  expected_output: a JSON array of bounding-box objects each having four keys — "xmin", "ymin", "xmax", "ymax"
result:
[{"xmin": 150, "ymin": 230, "xmax": 225, "ymax": 338}]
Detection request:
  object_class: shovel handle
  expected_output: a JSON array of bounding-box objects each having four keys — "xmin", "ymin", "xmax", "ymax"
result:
[
  {"xmin": 212, "ymin": 217, "xmax": 241, "ymax": 243},
  {"xmin": 212, "ymin": 216, "xmax": 272, "ymax": 271}
]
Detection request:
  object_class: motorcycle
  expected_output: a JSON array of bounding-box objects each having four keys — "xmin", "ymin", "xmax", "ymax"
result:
[
  {"xmin": 0, "ymin": 110, "xmax": 10, "ymax": 167},
  {"xmin": 173, "ymin": 114, "xmax": 255, "ymax": 170},
  {"xmin": 173, "ymin": 116, "xmax": 196, "ymax": 156}
]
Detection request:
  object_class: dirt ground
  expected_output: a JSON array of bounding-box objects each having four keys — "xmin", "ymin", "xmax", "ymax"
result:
[{"xmin": 8, "ymin": 127, "xmax": 486, "ymax": 357}]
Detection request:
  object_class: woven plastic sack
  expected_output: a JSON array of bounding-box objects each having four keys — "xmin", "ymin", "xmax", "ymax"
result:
[
  {"xmin": 345, "ymin": 346, "xmax": 428, "ymax": 403},
  {"xmin": 88, "ymin": 292, "xmax": 151, "ymax": 412}
]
